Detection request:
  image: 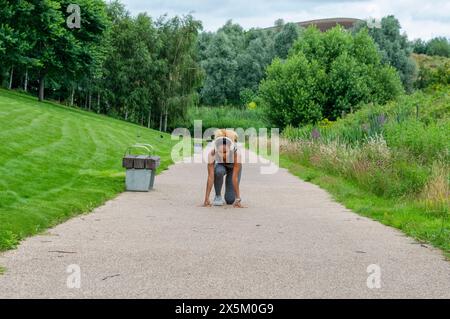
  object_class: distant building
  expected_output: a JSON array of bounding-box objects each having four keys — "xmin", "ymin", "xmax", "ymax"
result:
[
  {"xmin": 267, "ymin": 18, "xmax": 363, "ymax": 32},
  {"xmin": 296, "ymin": 18, "xmax": 363, "ymax": 31}
]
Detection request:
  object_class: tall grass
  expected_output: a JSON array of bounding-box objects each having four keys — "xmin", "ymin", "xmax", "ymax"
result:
[
  {"xmin": 183, "ymin": 105, "xmax": 270, "ymax": 132},
  {"xmin": 280, "ymin": 87, "xmax": 449, "ymax": 254},
  {"xmin": 283, "ymin": 87, "xmax": 449, "ymax": 163}
]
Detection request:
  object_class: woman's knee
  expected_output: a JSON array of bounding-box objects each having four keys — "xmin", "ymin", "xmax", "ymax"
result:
[
  {"xmin": 225, "ymin": 193, "xmax": 235, "ymax": 205},
  {"xmin": 214, "ymin": 165, "xmax": 226, "ymax": 178}
]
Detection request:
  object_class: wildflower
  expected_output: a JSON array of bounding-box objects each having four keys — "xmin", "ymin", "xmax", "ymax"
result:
[
  {"xmin": 311, "ymin": 127, "xmax": 321, "ymax": 140},
  {"xmin": 362, "ymin": 123, "xmax": 370, "ymax": 133},
  {"xmin": 247, "ymin": 101, "xmax": 257, "ymax": 110},
  {"xmin": 377, "ymin": 114, "xmax": 387, "ymax": 126}
]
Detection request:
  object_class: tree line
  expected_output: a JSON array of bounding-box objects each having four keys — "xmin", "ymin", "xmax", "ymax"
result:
[
  {"xmin": 259, "ymin": 26, "xmax": 404, "ymax": 127},
  {"xmin": 0, "ymin": 0, "xmax": 202, "ymax": 131},
  {"xmin": 412, "ymin": 37, "xmax": 450, "ymax": 58},
  {"xmin": 197, "ymin": 15, "xmax": 426, "ymax": 108},
  {"xmin": 1, "ymin": 1, "xmax": 447, "ymax": 130},
  {"xmin": 198, "ymin": 19, "xmax": 300, "ymax": 106}
]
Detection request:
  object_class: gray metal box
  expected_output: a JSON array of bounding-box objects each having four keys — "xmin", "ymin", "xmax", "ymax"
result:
[
  {"xmin": 125, "ymin": 168, "xmax": 156, "ymax": 192},
  {"xmin": 122, "ymin": 144, "xmax": 160, "ymax": 192}
]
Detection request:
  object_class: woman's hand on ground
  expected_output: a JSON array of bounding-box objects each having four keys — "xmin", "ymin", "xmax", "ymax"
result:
[
  {"xmin": 233, "ymin": 200, "xmax": 244, "ymax": 208},
  {"xmin": 202, "ymin": 200, "xmax": 212, "ymax": 207}
]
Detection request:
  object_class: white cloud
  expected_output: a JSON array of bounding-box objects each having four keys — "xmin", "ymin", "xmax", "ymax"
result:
[{"xmin": 118, "ymin": 0, "xmax": 450, "ymax": 39}]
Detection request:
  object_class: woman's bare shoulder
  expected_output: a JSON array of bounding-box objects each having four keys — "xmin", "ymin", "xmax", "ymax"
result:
[
  {"xmin": 207, "ymin": 148, "xmax": 215, "ymax": 164},
  {"xmin": 234, "ymin": 149, "xmax": 243, "ymax": 164}
]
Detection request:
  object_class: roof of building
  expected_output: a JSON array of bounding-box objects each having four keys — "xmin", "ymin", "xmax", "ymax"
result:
[{"xmin": 266, "ymin": 17, "xmax": 363, "ymax": 32}]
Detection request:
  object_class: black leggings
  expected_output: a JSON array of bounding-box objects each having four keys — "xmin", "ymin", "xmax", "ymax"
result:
[{"xmin": 214, "ymin": 163, "xmax": 242, "ymax": 204}]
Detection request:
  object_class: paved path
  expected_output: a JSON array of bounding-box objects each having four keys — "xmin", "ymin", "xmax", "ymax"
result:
[{"xmin": 1, "ymin": 151, "xmax": 449, "ymax": 298}]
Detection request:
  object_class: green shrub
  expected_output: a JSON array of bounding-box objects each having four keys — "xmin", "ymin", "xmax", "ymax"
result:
[
  {"xmin": 413, "ymin": 53, "xmax": 450, "ymax": 89},
  {"xmin": 260, "ymin": 26, "xmax": 403, "ymax": 127},
  {"xmin": 184, "ymin": 105, "xmax": 270, "ymax": 132}
]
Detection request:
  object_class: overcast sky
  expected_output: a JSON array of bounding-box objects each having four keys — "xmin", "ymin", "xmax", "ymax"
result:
[{"xmin": 119, "ymin": 0, "xmax": 450, "ymax": 40}]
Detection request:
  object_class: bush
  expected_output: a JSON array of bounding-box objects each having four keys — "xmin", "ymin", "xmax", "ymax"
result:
[
  {"xmin": 259, "ymin": 54, "xmax": 324, "ymax": 128},
  {"xmin": 354, "ymin": 16, "xmax": 418, "ymax": 92},
  {"xmin": 426, "ymin": 37, "xmax": 450, "ymax": 58},
  {"xmin": 260, "ymin": 26, "xmax": 403, "ymax": 127},
  {"xmin": 413, "ymin": 53, "xmax": 450, "ymax": 89}
]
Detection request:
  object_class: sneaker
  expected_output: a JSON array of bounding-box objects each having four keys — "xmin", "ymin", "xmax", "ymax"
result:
[{"xmin": 213, "ymin": 195, "xmax": 225, "ymax": 206}]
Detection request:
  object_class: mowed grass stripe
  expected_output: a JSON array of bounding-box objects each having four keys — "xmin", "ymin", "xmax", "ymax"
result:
[
  {"xmin": 0, "ymin": 89, "xmax": 176, "ymax": 251},
  {"xmin": 0, "ymin": 112, "xmax": 53, "ymax": 150},
  {"xmin": 1, "ymin": 115, "xmax": 68, "ymax": 201},
  {"xmin": 0, "ymin": 95, "xmax": 54, "ymax": 133},
  {"xmin": 22, "ymin": 119, "xmax": 97, "ymax": 204},
  {"xmin": 0, "ymin": 107, "xmax": 39, "ymax": 134}
]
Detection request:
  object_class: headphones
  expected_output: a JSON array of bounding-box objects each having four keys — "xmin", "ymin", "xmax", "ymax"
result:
[{"xmin": 214, "ymin": 136, "xmax": 237, "ymax": 152}]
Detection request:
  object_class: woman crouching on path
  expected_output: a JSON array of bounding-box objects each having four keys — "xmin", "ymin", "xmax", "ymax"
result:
[{"xmin": 203, "ymin": 129, "xmax": 243, "ymax": 208}]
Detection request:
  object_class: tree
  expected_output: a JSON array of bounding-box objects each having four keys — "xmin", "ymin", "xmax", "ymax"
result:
[
  {"xmin": 236, "ymin": 38, "xmax": 269, "ymax": 93},
  {"xmin": 218, "ymin": 20, "xmax": 246, "ymax": 52},
  {"xmin": 156, "ymin": 14, "xmax": 203, "ymax": 131},
  {"xmin": 198, "ymin": 21, "xmax": 276, "ymax": 106},
  {"xmin": 273, "ymin": 22, "xmax": 300, "ymax": 59},
  {"xmin": 426, "ymin": 37, "xmax": 450, "ymax": 57},
  {"xmin": 101, "ymin": 6, "xmax": 202, "ymax": 130},
  {"xmin": 0, "ymin": 1, "xmax": 36, "ymax": 89},
  {"xmin": 102, "ymin": 12, "xmax": 161, "ymax": 123},
  {"xmin": 0, "ymin": 0, "xmax": 202, "ymax": 131},
  {"xmin": 274, "ymin": 19, "xmax": 285, "ymax": 29},
  {"xmin": 3, "ymin": 0, "xmax": 109, "ymax": 102},
  {"xmin": 259, "ymin": 55, "xmax": 324, "ymax": 128},
  {"xmin": 353, "ymin": 15, "xmax": 417, "ymax": 93},
  {"xmin": 57, "ymin": 0, "xmax": 110, "ymax": 108},
  {"xmin": 414, "ymin": 55, "xmax": 450, "ymax": 89},
  {"xmin": 412, "ymin": 38, "xmax": 427, "ymax": 55},
  {"xmin": 200, "ymin": 32, "xmax": 238, "ymax": 105},
  {"xmin": 260, "ymin": 26, "xmax": 403, "ymax": 127},
  {"xmin": 21, "ymin": 1, "xmax": 70, "ymax": 101}
]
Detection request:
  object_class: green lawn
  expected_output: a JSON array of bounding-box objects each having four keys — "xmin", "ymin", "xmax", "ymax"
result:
[{"xmin": 0, "ymin": 89, "xmax": 175, "ymax": 251}]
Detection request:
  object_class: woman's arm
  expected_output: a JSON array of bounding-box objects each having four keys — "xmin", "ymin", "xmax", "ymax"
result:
[
  {"xmin": 203, "ymin": 150, "xmax": 215, "ymax": 207},
  {"xmin": 232, "ymin": 152, "xmax": 242, "ymax": 208},
  {"xmin": 203, "ymin": 163, "xmax": 215, "ymax": 206}
]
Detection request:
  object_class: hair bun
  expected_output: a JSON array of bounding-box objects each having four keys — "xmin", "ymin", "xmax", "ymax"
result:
[{"xmin": 214, "ymin": 129, "xmax": 238, "ymax": 142}]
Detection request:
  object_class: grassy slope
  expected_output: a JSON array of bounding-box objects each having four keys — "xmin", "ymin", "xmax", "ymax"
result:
[
  {"xmin": 412, "ymin": 53, "xmax": 450, "ymax": 69},
  {"xmin": 0, "ymin": 89, "xmax": 175, "ymax": 251}
]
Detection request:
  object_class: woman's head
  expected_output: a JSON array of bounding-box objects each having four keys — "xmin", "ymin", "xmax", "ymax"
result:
[
  {"xmin": 214, "ymin": 130, "xmax": 238, "ymax": 161},
  {"xmin": 214, "ymin": 129, "xmax": 238, "ymax": 143},
  {"xmin": 215, "ymin": 136, "xmax": 233, "ymax": 155}
]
